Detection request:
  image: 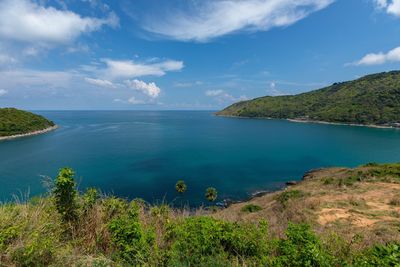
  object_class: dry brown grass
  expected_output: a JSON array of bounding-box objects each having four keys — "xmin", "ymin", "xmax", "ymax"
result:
[{"xmin": 214, "ymin": 165, "xmax": 400, "ymax": 249}]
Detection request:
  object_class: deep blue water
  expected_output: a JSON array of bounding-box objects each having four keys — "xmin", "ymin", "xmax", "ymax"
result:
[{"xmin": 1, "ymin": 111, "xmax": 400, "ymax": 205}]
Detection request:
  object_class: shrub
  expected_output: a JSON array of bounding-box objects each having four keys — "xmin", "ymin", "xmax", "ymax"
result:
[
  {"xmin": 322, "ymin": 177, "xmax": 335, "ymax": 185},
  {"xmin": 0, "ymin": 225, "xmax": 20, "ymax": 251},
  {"xmin": 389, "ymin": 195, "xmax": 400, "ymax": 206},
  {"xmin": 150, "ymin": 204, "xmax": 170, "ymax": 219},
  {"xmin": 241, "ymin": 204, "xmax": 262, "ymax": 213},
  {"xmin": 353, "ymin": 242, "xmax": 400, "ymax": 266},
  {"xmin": 11, "ymin": 233, "xmax": 56, "ymax": 267},
  {"xmin": 164, "ymin": 217, "xmax": 269, "ymax": 265},
  {"xmin": 53, "ymin": 168, "xmax": 78, "ymax": 222},
  {"xmin": 82, "ymin": 188, "xmax": 99, "ymax": 210},
  {"xmin": 366, "ymin": 163, "xmax": 400, "ymax": 180},
  {"xmin": 271, "ymin": 223, "xmax": 333, "ymax": 266},
  {"xmin": 102, "ymin": 197, "xmax": 128, "ymax": 219},
  {"xmin": 276, "ymin": 190, "xmax": 309, "ymax": 207},
  {"xmin": 108, "ymin": 202, "xmax": 155, "ymax": 265}
]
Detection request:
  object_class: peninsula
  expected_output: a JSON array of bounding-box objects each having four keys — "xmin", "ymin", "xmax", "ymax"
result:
[
  {"xmin": 0, "ymin": 108, "xmax": 56, "ymax": 141},
  {"xmin": 217, "ymin": 71, "xmax": 400, "ymax": 128}
]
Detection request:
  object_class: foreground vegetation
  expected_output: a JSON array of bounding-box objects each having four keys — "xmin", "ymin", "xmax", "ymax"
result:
[
  {"xmin": 0, "ymin": 108, "xmax": 55, "ymax": 137},
  {"xmin": 1, "ymin": 164, "xmax": 400, "ymax": 266},
  {"xmin": 217, "ymin": 71, "xmax": 400, "ymax": 126}
]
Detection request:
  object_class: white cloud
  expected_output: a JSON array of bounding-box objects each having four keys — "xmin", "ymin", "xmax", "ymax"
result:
[
  {"xmin": 127, "ymin": 96, "xmax": 144, "ymax": 105},
  {"xmin": 205, "ymin": 89, "xmax": 224, "ymax": 96},
  {"xmin": 125, "ymin": 79, "xmax": 161, "ymax": 98},
  {"xmin": 0, "ymin": 89, "xmax": 7, "ymax": 96},
  {"xmin": 352, "ymin": 46, "xmax": 400, "ymax": 66},
  {"xmin": 0, "ymin": 69, "xmax": 74, "ymax": 88},
  {"xmin": 0, "ymin": 0, "xmax": 119, "ymax": 44},
  {"xmin": 0, "ymin": 53, "xmax": 17, "ymax": 65},
  {"xmin": 374, "ymin": 0, "xmax": 400, "ymax": 16},
  {"xmin": 205, "ymin": 89, "xmax": 248, "ymax": 103},
  {"xmin": 267, "ymin": 81, "xmax": 285, "ymax": 96},
  {"xmin": 84, "ymin": 77, "xmax": 115, "ymax": 88},
  {"xmin": 174, "ymin": 81, "xmax": 203, "ymax": 88},
  {"xmin": 103, "ymin": 59, "xmax": 184, "ymax": 79},
  {"xmin": 142, "ymin": 0, "xmax": 334, "ymax": 42}
]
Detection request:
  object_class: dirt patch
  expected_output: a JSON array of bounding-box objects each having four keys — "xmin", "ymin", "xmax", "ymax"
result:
[{"xmin": 318, "ymin": 208, "xmax": 350, "ymax": 225}]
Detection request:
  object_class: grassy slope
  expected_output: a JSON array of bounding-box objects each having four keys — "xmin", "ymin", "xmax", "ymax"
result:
[
  {"xmin": 0, "ymin": 108, "xmax": 55, "ymax": 137},
  {"xmin": 217, "ymin": 71, "xmax": 400, "ymax": 125},
  {"xmin": 216, "ymin": 163, "xmax": 400, "ymax": 248},
  {"xmin": 1, "ymin": 164, "xmax": 400, "ymax": 266}
]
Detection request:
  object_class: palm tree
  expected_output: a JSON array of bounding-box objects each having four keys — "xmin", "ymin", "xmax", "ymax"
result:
[
  {"xmin": 175, "ymin": 180, "xmax": 187, "ymax": 194},
  {"xmin": 205, "ymin": 187, "xmax": 218, "ymax": 202}
]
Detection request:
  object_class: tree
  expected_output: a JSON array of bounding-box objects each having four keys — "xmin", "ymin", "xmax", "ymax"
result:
[
  {"xmin": 205, "ymin": 187, "xmax": 218, "ymax": 202},
  {"xmin": 53, "ymin": 167, "xmax": 78, "ymax": 222},
  {"xmin": 175, "ymin": 180, "xmax": 187, "ymax": 194}
]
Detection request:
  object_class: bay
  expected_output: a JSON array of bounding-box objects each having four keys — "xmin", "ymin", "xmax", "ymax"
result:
[{"xmin": 1, "ymin": 110, "xmax": 399, "ymax": 205}]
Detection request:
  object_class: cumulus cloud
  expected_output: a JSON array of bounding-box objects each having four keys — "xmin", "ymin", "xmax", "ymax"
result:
[
  {"xmin": 125, "ymin": 79, "xmax": 161, "ymax": 98},
  {"xmin": 84, "ymin": 77, "xmax": 115, "ymax": 88},
  {"xmin": 352, "ymin": 46, "xmax": 400, "ymax": 66},
  {"xmin": 0, "ymin": 0, "xmax": 119, "ymax": 44},
  {"xmin": 374, "ymin": 0, "xmax": 400, "ymax": 16},
  {"xmin": 103, "ymin": 59, "xmax": 184, "ymax": 79},
  {"xmin": 141, "ymin": 0, "xmax": 334, "ymax": 41},
  {"xmin": 0, "ymin": 89, "xmax": 7, "ymax": 96}
]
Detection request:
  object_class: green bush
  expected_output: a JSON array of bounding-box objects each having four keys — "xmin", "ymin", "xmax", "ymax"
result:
[
  {"xmin": 276, "ymin": 190, "xmax": 309, "ymax": 207},
  {"xmin": 53, "ymin": 168, "xmax": 78, "ymax": 222},
  {"xmin": 82, "ymin": 187, "xmax": 99, "ymax": 210},
  {"xmin": 353, "ymin": 242, "xmax": 400, "ymax": 266},
  {"xmin": 11, "ymin": 233, "xmax": 56, "ymax": 267},
  {"xmin": 101, "ymin": 197, "xmax": 128, "ymax": 219},
  {"xmin": 165, "ymin": 216, "xmax": 269, "ymax": 265},
  {"xmin": 108, "ymin": 202, "xmax": 155, "ymax": 265},
  {"xmin": 0, "ymin": 225, "xmax": 20, "ymax": 251},
  {"xmin": 241, "ymin": 204, "xmax": 262, "ymax": 213},
  {"xmin": 271, "ymin": 223, "xmax": 333, "ymax": 266}
]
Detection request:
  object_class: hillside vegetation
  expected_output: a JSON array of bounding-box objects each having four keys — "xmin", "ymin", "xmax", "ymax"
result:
[
  {"xmin": 1, "ymin": 164, "xmax": 400, "ymax": 266},
  {"xmin": 217, "ymin": 71, "xmax": 400, "ymax": 126},
  {"xmin": 0, "ymin": 108, "xmax": 55, "ymax": 137}
]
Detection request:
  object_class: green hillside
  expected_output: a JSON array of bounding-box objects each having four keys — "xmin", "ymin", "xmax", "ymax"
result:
[
  {"xmin": 1, "ymin": 165, "xmax": 400, "ymax": 266},
  {"xmin": 0, "ymin": 108, "xmax": 55, "ymax": 137},
  {"xmin": 217, "ymin": 71, "xmax": 400, "ymax": 126}
]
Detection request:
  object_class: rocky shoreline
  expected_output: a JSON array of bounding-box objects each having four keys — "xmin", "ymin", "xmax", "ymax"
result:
[{"xmin": 0, "ymin": 125, "xmax": 58, "ymax": 141}]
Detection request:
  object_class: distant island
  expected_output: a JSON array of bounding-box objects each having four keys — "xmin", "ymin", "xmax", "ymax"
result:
[
  {"xmin": 0, "ymin": 108, "xmax": 57, "ymax": 140},
  {"xmin": 217, "ymin": 71, "xmax": 400, "ymax": 128}
]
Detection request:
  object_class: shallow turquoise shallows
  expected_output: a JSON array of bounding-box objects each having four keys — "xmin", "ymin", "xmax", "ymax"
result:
[{"xmin": 1, "ymin": 111, "xmax": 400, "ymax": 205}]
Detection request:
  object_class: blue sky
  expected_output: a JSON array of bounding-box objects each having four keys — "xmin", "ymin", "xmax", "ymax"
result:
[{"xmin": 0, "ymin": 0, "xmax": 399, "ymax": 110}]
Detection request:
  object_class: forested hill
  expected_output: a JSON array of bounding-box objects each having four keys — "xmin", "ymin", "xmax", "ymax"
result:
[
  {"xmin": 0, "ymin": 108, "xmax": 55, "ymax": 137},
  {"xmin": 217, "ymin": 71, "xmax": 400, "ymax": 126}
]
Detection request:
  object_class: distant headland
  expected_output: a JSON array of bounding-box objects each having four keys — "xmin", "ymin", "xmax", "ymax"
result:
[
  {"xmin": 0, "ymin": 108, "xmax": 57, "ymax": 141},
  {"xmin": 217, "ymin": 71, "xmax": 400, "ymax": 128}
]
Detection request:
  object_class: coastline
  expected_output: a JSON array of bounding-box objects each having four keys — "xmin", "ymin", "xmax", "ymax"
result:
[
  {"xmin": 216, "ymin": 114, "xmax": 399, "ymax": 129},
  {"xmin": 0, "ymin": 125, "xmax": 58, "ymax": 141}
]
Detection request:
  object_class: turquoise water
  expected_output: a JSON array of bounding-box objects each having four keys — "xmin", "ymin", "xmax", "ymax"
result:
[{"xmin": 1, "ymin": 111, "xmax": 400, "ymax": 205}]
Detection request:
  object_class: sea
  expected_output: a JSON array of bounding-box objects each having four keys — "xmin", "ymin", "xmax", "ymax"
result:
[{"xmin": 1, "ymin": 110, "xmax": 399, "ymax": 205}]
